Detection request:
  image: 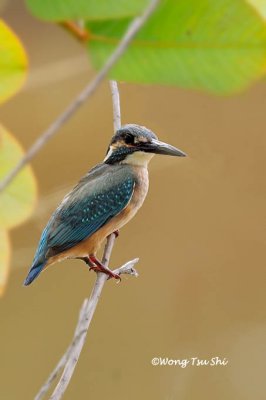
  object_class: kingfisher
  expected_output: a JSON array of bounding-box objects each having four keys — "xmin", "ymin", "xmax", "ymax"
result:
[{"xmin": 24, "ymin": 124, "xmax": 186, "ymax": 285}]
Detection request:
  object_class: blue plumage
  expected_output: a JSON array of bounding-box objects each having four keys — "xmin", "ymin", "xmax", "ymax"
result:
[
  {"xmin": 47, "ymin": 174, "xmax": 134, "ymax": 253},
  {"xmin": 24, "ymin": 163, "xmax": 135, "ymax": 285},
  {"xmin": 24, "ymin": 261, "xmax": 46, "ymax": 285}
]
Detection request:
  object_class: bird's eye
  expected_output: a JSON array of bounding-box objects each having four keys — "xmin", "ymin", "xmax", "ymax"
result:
[{"xmin": 124, "ymin": 133, "xmax": 135, "ymax": 145}]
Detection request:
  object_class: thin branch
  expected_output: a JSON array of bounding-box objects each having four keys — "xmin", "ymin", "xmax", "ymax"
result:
[
  {"xmin": 34, "ymin": 301, "xmax": 88, "ymax": 400},
  {"xmin": 35, "ymin": 237, "xmax": 138, "ymax": 400},
  {"xmin": 110, "ymin": 81, "xmax": 121, "ymax": 132},
  {"xmin": 50, "ymin": 258, "xmax": 138, "ymax": 400},
  {"xmin": 0, "ymin": 0, "xmax": 159, "ymax": 194},
  {"xmin": 47, "ymin": 80, "xmax": 123, "ymax": 399},
  {"xmin": 46, "ymin": 80, "xmax": 137, "ymax": 400},
  {"xmin": 47, "ymin": 79, "xmax": 125, "ymax": 397},
  {"xmin": 34, "ymin": 349, "xmax": 69, "ymax": 400},
  {"xmin": 48, "ymin": 234, "xmax": 116, "ymax": 400}
]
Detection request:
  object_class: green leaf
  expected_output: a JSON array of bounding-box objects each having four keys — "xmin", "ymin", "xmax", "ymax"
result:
[
  {"xmin": 0, "ymin": 229, "xmax": 10, "ymax": 296},
  {"xmin": 26, "ymin": 0, "xmax": 149, "ymax": 21},
  {"xmin": 0, "ymin": 124, "xmax": 37, "ymax": 229},
  {"xmin": 86, "ymin": 0, "xmax": 266, "ymax": 94},
  {"xmin": 0, "ymin": 19, "xmax": 28, "ymax": 104}
]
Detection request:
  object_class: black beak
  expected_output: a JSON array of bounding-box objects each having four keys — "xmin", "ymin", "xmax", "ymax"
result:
[{"xmin": 141, "ymin": 139, "xmax": 186, "ymax": 157}]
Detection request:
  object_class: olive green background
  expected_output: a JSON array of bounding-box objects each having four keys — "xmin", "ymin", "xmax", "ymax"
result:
[{"xmin": 1, "ymin": 1, "xmax": 266, "ymax": 399}]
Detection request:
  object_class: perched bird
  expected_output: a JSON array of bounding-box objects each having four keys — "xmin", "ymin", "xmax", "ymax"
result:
[{"xmin": 24, "ymin": 124, "xmax": 186, "ymax": 285}]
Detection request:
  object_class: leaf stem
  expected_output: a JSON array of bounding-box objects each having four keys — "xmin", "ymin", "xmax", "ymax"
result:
[{"xmin": 60, "ymin": 21, "xmax": 89, "ymax": 42}]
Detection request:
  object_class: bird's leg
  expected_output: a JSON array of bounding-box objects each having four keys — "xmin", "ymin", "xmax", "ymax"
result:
[
  {"xmin": 77, "ymin": 256, "xmax": 94, "ymax": 267},
  {"xmin": 88, "ymin": 255, "xmax": 121, "ymax": 281}
]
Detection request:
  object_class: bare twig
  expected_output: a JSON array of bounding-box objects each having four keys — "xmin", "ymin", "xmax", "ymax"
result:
[
  {"xmin": 47, "ymin": 80, "xmax": 126, "ymax": 397},
  {"xmin": 34, "ymin": 301, "xmax": 88, "ymax": 400},
  {"xmin": 0, "ymin": 0, "xmax": 159, "ymax": 193},
  {"xmin": 35, "ymin": 235, "xmax": 138, "ymax": 400},
  {"xmin": 47, "ymin": 80, "xmax": 127, "ymax": 399},
  {"xmin": 110, "ymin": 81, "xmax": 121, "ymax": 132},
  {"xmin": 49, "ymin": 239, "xmax": 138, "ymax": 400},
  {"xmin": 34, "ymin": 350, "xmax": 69, "ymax": 400}
]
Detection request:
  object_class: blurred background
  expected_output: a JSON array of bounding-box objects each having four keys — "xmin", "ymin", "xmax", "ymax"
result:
[{"xmin": 1, "ymin": 1, "xmax": 266, "ymax": 399}]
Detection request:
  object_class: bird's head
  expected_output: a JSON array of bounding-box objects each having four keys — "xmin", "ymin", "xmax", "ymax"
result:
[{"xmin": 104, "ymin": 124, "xmax": 186, "ymax": 166}]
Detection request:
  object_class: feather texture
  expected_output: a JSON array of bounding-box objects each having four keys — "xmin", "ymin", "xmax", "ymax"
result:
[{"xmin": 24, "ymin": 163, "xmax": 135, "ymax": 284}]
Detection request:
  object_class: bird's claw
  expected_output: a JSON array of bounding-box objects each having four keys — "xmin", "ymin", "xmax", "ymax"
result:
[
  {"xmin": 88, "ymin": 256, "xmax": 121, "ymax": 282},
  {"xmin": 107, "ymin": 271, "xmax": 121, "ymax": 282},
  {"xmin": 89, "ymin": 265, "xmax": 121, "ymax": 282}
]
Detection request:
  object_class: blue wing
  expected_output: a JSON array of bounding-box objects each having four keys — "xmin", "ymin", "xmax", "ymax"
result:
[
  {"xmin": 34, "ymin": 163, "xmax": 135, "ymax": 261},
  {"xmin": 47, "ymin": 175, "xmax": 134, "ymax": 254},
  {"xmin": 24, "ymin": 164, "xmax": 135, "ymax": 285}
]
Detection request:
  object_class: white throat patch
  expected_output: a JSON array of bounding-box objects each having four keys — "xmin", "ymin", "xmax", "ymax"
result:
[{"xmin": 122, "ymin": 151, "xmax": 154, "ymax": 167}]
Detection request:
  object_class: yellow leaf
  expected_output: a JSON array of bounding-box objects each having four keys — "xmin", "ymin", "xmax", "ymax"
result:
[
  {"xmin": 0, "ymin": 124, "xmax": 37, "ymax": 229},
  {"xmin": 0, "ymin": 229, "xmax": 10, "ymax": 296},
  {"xmin": 0, "ymin": 19, "xmax": 28, "ymax": 104},
  {"xmin": 247, "ymin": 0, "xmax": 266, "ymax": 20}
]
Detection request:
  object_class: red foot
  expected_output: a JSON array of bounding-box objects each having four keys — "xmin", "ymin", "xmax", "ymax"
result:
[{"xmin": 88, "ymin": 255, "xmax": 121, "ymax": 281}]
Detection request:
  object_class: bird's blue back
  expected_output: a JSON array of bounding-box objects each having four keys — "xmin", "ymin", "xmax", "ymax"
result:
[{"xmin": 24, "ymin": 163, "xmax": 135, "ymax": 285}]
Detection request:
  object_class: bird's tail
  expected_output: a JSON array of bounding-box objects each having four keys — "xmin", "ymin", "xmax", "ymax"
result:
[{"xmin": 24, "ymin": 261, "xmax": 47, "ymax": 286}]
